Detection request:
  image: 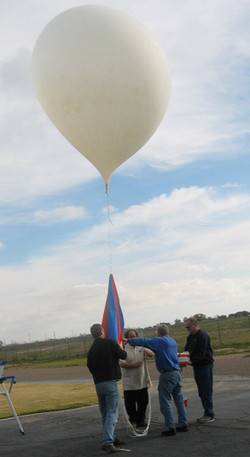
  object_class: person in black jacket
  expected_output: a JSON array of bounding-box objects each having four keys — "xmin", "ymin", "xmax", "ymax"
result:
[
  {"xmin": 185, "ymin": 317, "xmax": 215, "ymax": 423},
  {"xmin": 87, "ymin": 323, "xmax": 127, "ymax": 453}
]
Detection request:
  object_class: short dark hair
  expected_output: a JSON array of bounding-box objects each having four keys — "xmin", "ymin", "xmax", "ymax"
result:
[
  {"xmin": 185, "ymin": 317, "xmax": 198, "ymax": 326},
  {"xmin": 157, "ymin": 324, "xmax": 169, "ymax": 335},
  {"xmin": 124, "ymin": 329, "xmax": 138, "ymax": 339},
  {"xmin": 90, "ymin": 323, "xmax": 103, "ymax": 338}
]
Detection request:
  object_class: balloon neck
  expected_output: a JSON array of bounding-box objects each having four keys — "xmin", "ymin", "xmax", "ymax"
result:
[{"xmin": 105, "ymin": 182, "xmax": 109, "ymax": 194}]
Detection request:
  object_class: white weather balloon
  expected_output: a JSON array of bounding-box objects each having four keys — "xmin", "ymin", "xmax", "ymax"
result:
[{"xmin": 32, "ymin": 5, "xmax": 171, "ymax": 188}]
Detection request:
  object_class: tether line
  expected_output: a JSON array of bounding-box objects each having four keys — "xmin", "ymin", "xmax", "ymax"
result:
[{"xmin": 106, "ymin": 186, "xmax": 113, "ymax": 273}]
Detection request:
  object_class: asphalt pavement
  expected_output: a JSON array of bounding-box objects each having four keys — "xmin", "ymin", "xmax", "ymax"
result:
[{"xmin": 0, "ymin": 376, "xmax": 249, "ymax": 457}]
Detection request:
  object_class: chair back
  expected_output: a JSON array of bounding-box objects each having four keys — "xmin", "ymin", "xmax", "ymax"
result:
[{"xmin": 0, "ymin": 360, "xmax": 8, "ymax": 378}]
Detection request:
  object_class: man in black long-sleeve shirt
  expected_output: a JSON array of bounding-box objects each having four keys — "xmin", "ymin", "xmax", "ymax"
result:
[
  {"xmin": 185, "ymin": 317, "xmax": 215, "ymax": 423},
  {"xmin": 87, "ymin": 323, "xmax": 127, "ymax": 453}
]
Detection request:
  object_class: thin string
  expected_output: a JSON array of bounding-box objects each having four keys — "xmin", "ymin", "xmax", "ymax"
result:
[{"xmin": 106, "ymin": 184, "xmax": 112, "ymax": 273}]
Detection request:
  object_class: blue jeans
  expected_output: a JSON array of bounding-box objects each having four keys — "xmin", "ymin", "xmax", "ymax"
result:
[
  {"xmin": 158, "ymin": 371, "xmax": 188, "ymax": 431},
  {"xmin": 95, "ymin": 380, "xmax": 120, "ymax": 445},
  {"xmin": 193, "ymin": 363, "xmax": 214, "ymax": 418}
]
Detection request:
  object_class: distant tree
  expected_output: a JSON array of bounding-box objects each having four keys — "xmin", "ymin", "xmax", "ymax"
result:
[
  {"xmin": 235, "ymin": 311, "xmax": 249, "ymax": 317},
  {"xmin": 0, "ymin": 340, "xmax": 3, "ymax": 348},
  {"xmin": 175, "ymin": 319, "xmax": 182, "ymax": 325},
  {"xmin": 142, "ymin": 326, "xmax": 155, "ymax": 333},
  {"xmin": 194, "ymin": 313, "xmax": 207, "ymax": 321}
]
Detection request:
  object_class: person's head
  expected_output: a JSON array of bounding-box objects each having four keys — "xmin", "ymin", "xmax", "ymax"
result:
[
  {"xmin": 124, "ymin": 329, "xmax": 138, "ymax": 339},
  {"xmin": 185, "ymin": 317, "xmax": 199, "ymax": 335},
  {"xmin": 156, "ymin": 324, "xmax": 169, "ymax": 336},
  {"xmin": 90, "ymin": 323, "xmax": 105, "ymax": 338}
]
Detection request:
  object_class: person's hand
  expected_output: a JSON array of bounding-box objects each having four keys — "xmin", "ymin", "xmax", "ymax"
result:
[{"xmin": 133, "ymin": 361, "xmax": 142, "ymax": 367}]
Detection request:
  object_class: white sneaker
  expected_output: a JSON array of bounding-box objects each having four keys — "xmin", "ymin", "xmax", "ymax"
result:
[{"xmin": 197, "ymin": 415, "xmax": 214, "ymax": 423}]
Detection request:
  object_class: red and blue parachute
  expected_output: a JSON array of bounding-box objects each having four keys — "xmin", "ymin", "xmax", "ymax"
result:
[{"xmin": 102, "ymin": 274, "xmax": 124, "ymax": 344}]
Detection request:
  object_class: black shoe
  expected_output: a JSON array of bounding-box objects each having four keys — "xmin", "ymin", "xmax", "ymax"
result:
[
  {"xmin": 113, "ymin": 438, "xmax": 125, "ymax": 446},
  {"xmin": 101, "ymin": 444, "xmax": 120, "ymax": 453},
  {"xmin": 176, "ymin": 425, "xmax": 188, "ymax": 432},
  {"xmin": 161, "ymin": 428, "xmax": 176, "ymax": 436}
]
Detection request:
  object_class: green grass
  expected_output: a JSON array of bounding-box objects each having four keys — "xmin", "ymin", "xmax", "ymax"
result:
[
  {"xmin": 6, "ymin": 357, "xmax": 87, "ymax": 370},
  {"xmin": 0, "ymin": 382, "xmax": 125, "ymax": 420},
  {"xmin": 0, "ymin": 383, "xmax": 97, "ymax": 419},
  {"xmin": 1, "ymin": 316, "xmax": 249, "ymax": 370}
]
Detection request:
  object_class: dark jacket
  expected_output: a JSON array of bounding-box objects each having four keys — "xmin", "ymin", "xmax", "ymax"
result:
[
  {"xmin": 185, "ymin": 329, "xmax": 213, "ymax": 366},
  {"xmin": 87, "ymin": 337, "xmax": 127, "ymax": 384}
]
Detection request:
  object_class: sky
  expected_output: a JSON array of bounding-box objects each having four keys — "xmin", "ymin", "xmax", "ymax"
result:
[{"xmin": 0, "ymin": 0, "xmax": 250, "ymax": 344}]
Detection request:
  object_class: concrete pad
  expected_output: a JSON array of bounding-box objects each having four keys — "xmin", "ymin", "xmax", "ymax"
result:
[{"xmin": 0, "ymin": 377, "xmax": 249, "ymax": 457}]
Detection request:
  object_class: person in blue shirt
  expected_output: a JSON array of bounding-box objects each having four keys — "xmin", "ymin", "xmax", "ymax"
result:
[{"xmin": 123, "ymin": 323, "xmax": 188, "ymax": 436}]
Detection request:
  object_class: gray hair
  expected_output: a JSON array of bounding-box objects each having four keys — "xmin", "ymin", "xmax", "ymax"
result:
[
  {"xmin": 157, "ymin": 324, "xmax": 169, "ymax": 335},
  {"xmin": 90, "ymin": 323, "xmax": 103, "ymax": 338}
]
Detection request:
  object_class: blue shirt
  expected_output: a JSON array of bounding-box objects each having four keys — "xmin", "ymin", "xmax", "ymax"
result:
[{"xmin": 127, "ymin": 336, "xmax": 179, "ymax": 373}]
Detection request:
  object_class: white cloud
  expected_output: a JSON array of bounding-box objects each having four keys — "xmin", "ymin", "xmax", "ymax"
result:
[
  {"xmin": 34, "ymin": 206, "xmax": 87, "ymax": 222},
  {"xmin": 1, "ymin": 185, "xmax": 250, "ymax": 342}
]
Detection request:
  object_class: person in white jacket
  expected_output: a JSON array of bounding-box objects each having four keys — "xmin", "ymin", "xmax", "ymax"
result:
[{"xmin": 120, "ymin": 329, "xmax": 154, "ymax": 427}]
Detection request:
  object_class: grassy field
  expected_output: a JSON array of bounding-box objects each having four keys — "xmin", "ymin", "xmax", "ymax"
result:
[
  {"xmin": 164, "ymin": 318, "xmax": 250, "ymax": 354},
  {"xmin": 1, "ymin": 316, "xmax": 249, "ymax": 369},
  {"xmin": 0, "ymin": 383, "xmax": 99, "ymax": 420},
  {"xmin": 0, "ymin": 382, "xmax": 128, "ymax": 420}
]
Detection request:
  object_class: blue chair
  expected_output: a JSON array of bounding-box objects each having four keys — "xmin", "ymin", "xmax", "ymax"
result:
[{"xmin": 0, "ymin": 360, "xmax": 24, "ymax": 434}]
